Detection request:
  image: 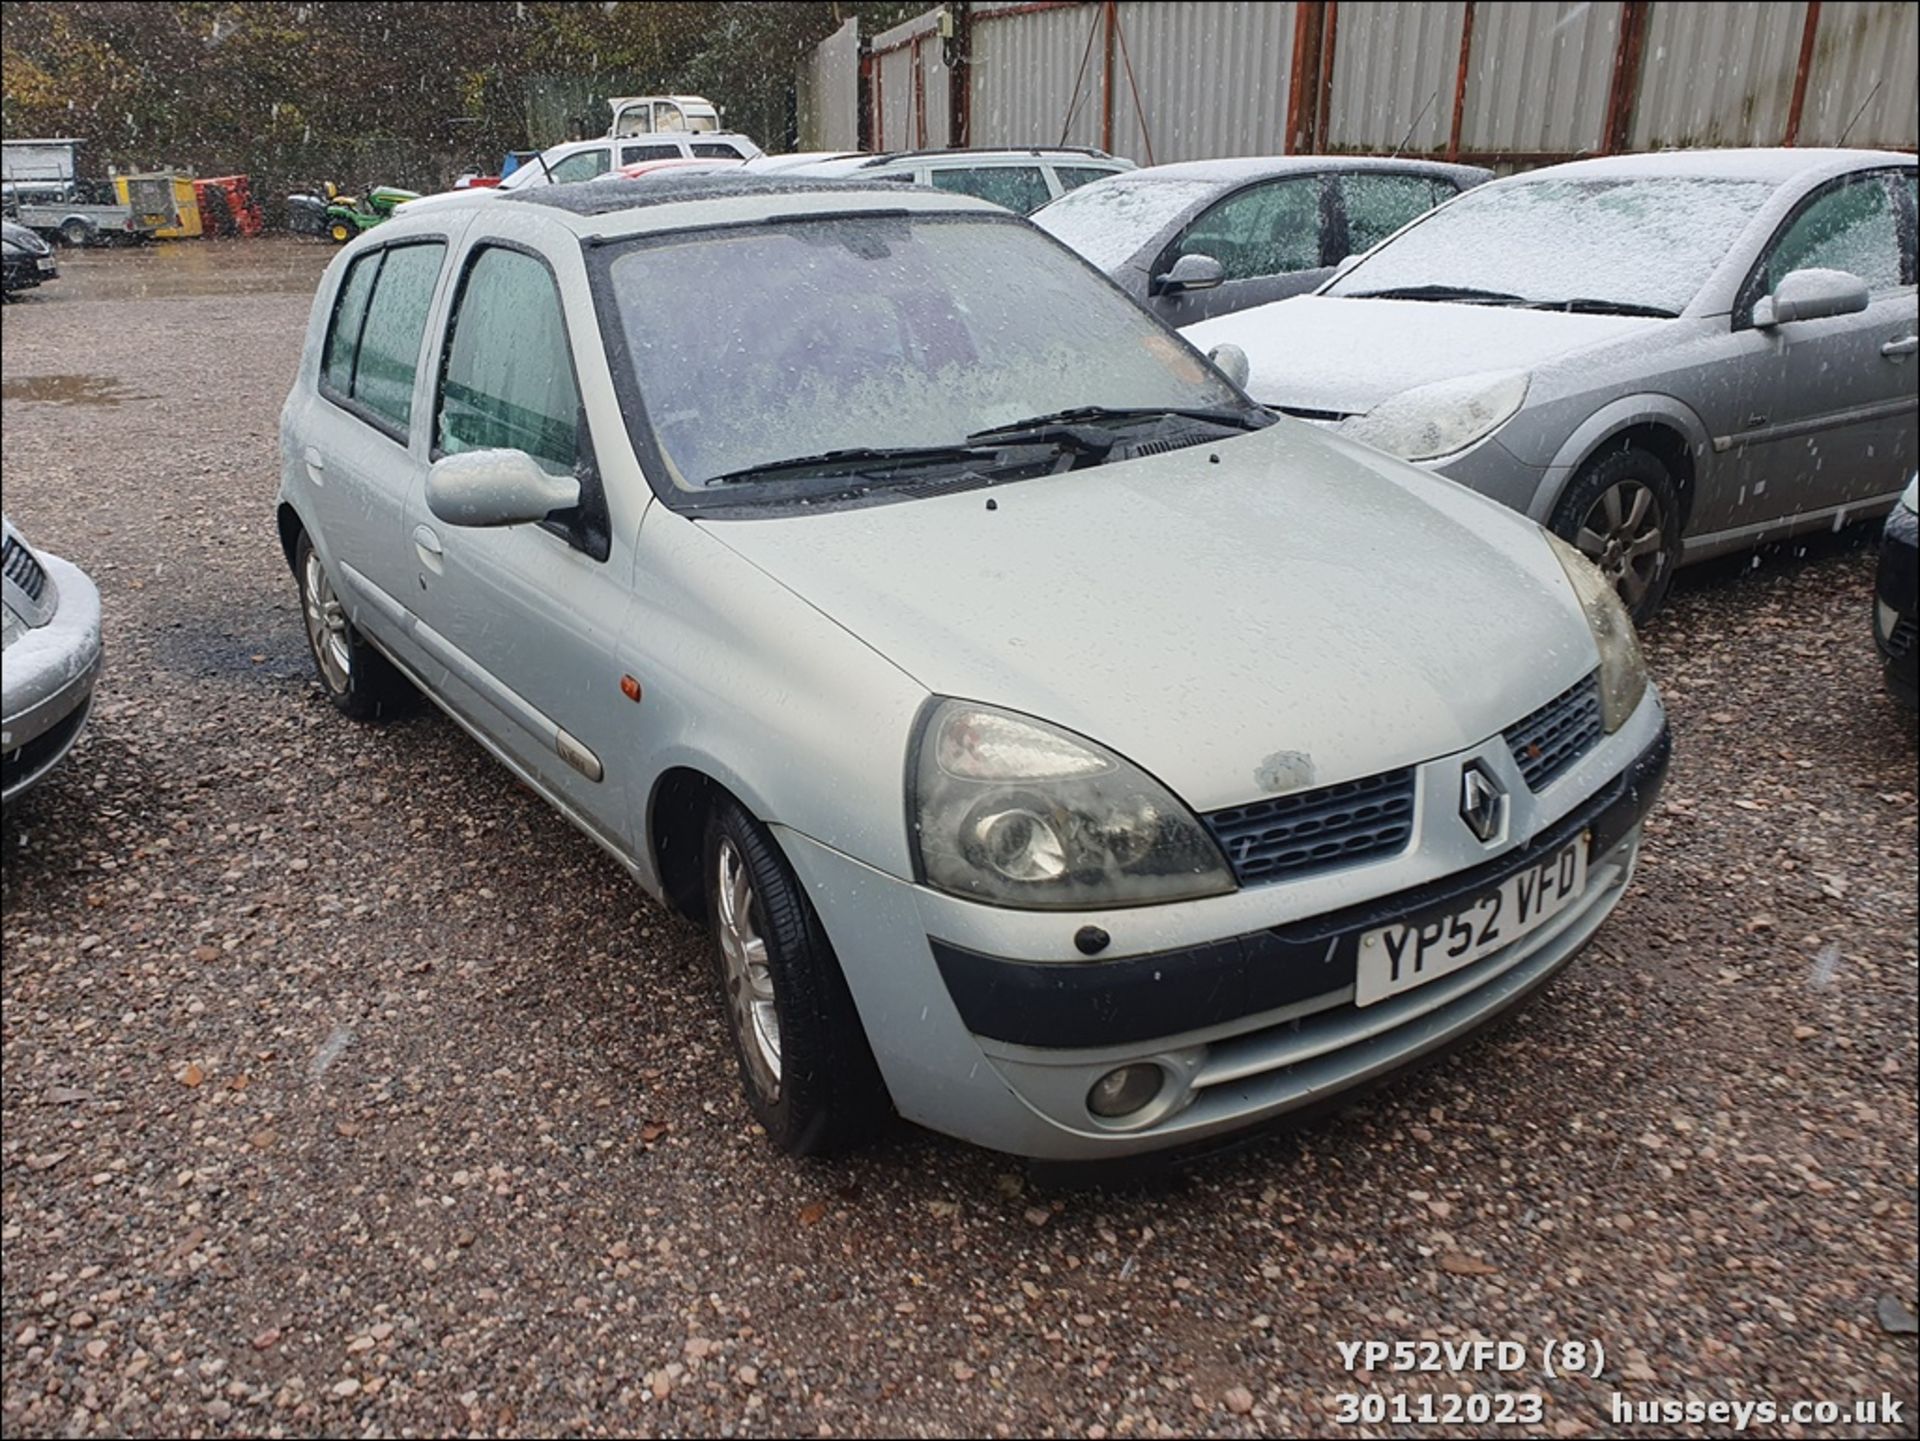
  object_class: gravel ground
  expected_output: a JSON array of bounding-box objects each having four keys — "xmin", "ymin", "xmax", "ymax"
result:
[{"xmin": 2, "ymin": 238, "xmax": 1915, "ymax": 1439}]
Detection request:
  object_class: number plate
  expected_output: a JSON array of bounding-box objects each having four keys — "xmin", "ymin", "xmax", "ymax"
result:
[
  {"xmin": 1355, "ymin": 837, "xmax": 1588, "ymax": 1007},
  {"xmin": 36, "ymin": 256, "xmax": 56, "ymax": 271}
]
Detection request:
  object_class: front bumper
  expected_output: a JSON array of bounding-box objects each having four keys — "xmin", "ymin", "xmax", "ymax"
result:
[
  {"xmin": 1874, "ymin": 504, "xmax": 1917, "ymax": 706},
  {"xmin": 2, "ymin": 551, "xmax": 104, "ymax": 800},
  {"xmin": 781, "ymin": 693, "xmax": 1669, "ymax": 1161}
]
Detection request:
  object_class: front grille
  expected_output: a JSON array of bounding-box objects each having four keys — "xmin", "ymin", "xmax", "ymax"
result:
[
  {"xmin": 1504, "ymin": 671, "xmax": 1602, "ymax": 791},
  {"xmin": 2, "ymin": 535, "xmax": 47, "ymax": 602},
  {"xmin": 1889, "ymin": 615, "xmax": 1918, "ymax": 659},
  {"xmin": 1205, "ymin": 767, "xmax": 1416, "ymax": 886}
]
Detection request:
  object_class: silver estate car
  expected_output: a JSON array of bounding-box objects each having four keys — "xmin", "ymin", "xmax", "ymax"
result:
[
  {"xmin": 277, "ymin": 174, "xmax": 1669, "ymax": 1161},
  {"xmin": 1184, "ymin": 149, "xmax": 1920, "ymax": 621},
  {"xmin": 2, "ymin": 515, "xmax": 104, "ymax": 801}
]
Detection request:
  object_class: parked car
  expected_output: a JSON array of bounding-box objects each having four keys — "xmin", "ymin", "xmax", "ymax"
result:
[
  {"xmin": 402, "ymin": 134, "xmax": 765, "ymax": 215},
  {"xmin": 2, "ymin": 219, "xmax": 58, "ymax": 295},
  {"xmin": 771, "ymin": 147, "xmax": 1134, "ymax": 215},
  {"xmin": 277, "ymin": 173, "xmax": 1669, "ymax": 1162},
  {"xmin": 1876, "ymin": 474, "xmax": 1918, "ymax": 707},
  {"xmin": 2, "ymin": 515, "xmax": 103, "ymax": 802},
  {"xmin": 1032, "ymin": 156, "xmax": 1489, "ymax": 325},
  {"xmin": 597, "ymin": 157, "xmax": 746, "ymax": 183},
  {"xmin": 1184, "ymin": 148, "xmax": 1920, "ymax": 620}
]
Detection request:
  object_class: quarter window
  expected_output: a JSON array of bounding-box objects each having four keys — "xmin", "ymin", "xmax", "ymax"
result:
[
  {"xmin": 437, "ymin": 247, "xmax": 581, "ymax": 473},
  {"xmin": 621, "ymin": 143, "xmax": 682, "ymax": 165},
  {"xmin": 691, "ymin": 142, "xmax": 740, "ymax": 160},
  {"xmin": 320, "ymin": 241, "xmax": 445, "ymax": 433},
  {"xmin": 1054, "ymin": 165, "xmax": 1119, "ymax": 193},
  {"xmin": 1338, "ymin": 172, "xmax": 1449, "ymax": 255},
  {"xmin": 1174, "ymin": 177, "xmax": 1323, "ymax": 281},
  {"xmin": 1760, "ymin": 174, "xmax": 1904, "ymax": 295},
  {"xmin": 929, "ymin": 165, "xmax": 1053, "ymax": 215},
  {"xmin": 547, "ymin": 148, "xmax": 610, "ymax": 184}
]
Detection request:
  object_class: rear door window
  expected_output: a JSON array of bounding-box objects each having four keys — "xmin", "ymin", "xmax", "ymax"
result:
[
  {"xmin": 1338, "ymin": 172, "xmax": 1450, "ymax": 254},
  {"xmin": 1173, "ymin": 176, "xmax": 1323, "ymax": 280},
  {"xmin": 929, "ymin": 165, "xmax": 1053, "ymax": 215},
  {"xmin": 436, "ymin": 246, "xmax": 581, "ymax": 472},
  {"xmin": 321, "ymin": 241, "xmax": 446, "ymax": 435},
  {"xmin": 691, "ymin": 141, "xmax": 742, "ymax": 160}
]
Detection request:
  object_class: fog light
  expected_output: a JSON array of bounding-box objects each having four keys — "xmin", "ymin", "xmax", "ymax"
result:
[{"xmin": 1088, "ymin": 1063, "xmax": 1164, "ymax": 1119}]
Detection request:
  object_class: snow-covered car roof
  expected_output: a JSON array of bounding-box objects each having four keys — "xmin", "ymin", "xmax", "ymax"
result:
[
  {"xmin": 1500, "ymin": 146, "xmax": 1913, "ymax": 185},
  {"xmin": 1113, "ymin": 155, "xmax": 1491, "ymax": 186}
]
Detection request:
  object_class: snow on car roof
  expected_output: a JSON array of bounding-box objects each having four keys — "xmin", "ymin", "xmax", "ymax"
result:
[{"xmin": 1511, "ymin": 147, "xmax": 1914, "ymax": 185}]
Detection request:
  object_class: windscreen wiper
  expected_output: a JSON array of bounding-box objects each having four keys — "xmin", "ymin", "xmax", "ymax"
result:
[
  {"xmin": 1524, "ymin": 297, "xmax": 1678, "ymax": 318},
  {"xmin": 1348, "ymin": 285, "xmax": 1526, "ymax": 305},
  {"xmin": 966, "ymin": 404, "xmax": 1266, "ymax": 448},
  {"xmin": 703, "ymin": 444, "xmax": 997, "ymax": 487}
]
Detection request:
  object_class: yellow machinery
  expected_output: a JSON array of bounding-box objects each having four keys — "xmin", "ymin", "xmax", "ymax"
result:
[{"xmin": 112, "ymin": 173, "xmax": 201, "ymax": 238}]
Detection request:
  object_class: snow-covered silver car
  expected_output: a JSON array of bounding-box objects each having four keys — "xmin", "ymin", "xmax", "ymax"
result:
[
  {"xmin": 276, "ymin": 174, "xmax": 1669, "ymax": 1161},
  {"xmin": 2, "ymin": 516, "xmax": 103, "ymax": 801},
  {"xmin": 1185, "ymin": 149, "xmax": 1920, "ymax": 621}
]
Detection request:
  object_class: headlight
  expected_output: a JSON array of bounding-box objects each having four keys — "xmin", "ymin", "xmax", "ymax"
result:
[
  {"xmin": 910, "ymin": 699, "xmax": 1235, "ymax": 909},
  {"xmin": 1545, "ymin": 530, "xmax": 1648, "ymax": 732},
  {"xmin": 2, "ymin": 601, "xmax": 22, "ymax": 650},
  {"xmin": 1340, "ymin": 371, "xmax": 1530, "ymax": 462}
]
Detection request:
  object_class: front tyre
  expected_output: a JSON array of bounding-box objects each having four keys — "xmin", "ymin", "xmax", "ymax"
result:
[
  {"xmin": 703, "ymin": 798, "xmax": 889, "ymax": 1156},
  {"xmin": 293, "ymin": 532, "xmax": 412, "ymax": 721},
  {"xmin": 1550, "ymin": 447, "xmax": 1682, "ymax": 624}
]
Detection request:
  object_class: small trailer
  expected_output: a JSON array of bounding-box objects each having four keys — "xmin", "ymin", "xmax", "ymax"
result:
[{"xmin": 1, "ymin": 138, "xmax": 159, "ymax": 246}]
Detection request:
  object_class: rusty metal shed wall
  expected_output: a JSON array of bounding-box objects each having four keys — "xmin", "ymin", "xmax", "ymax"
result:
[
  {"xmin": 1631, "ymin": 1, "xmax": 1808, "ymax": 150},
  {"xmin": 970, "ymin": 3, "xmax": 1111, "ymax": 152},
  {"xmin": 1102, "ymin": 2, "xmax": 1299, "ymax": 164},
  {"xmin": 840, "ymin": 1, "xmax": 1916, "ymax": 168},
  {"xmin": 1796, "ymin": 1, "xmax": 1920, "ymax": 149},
  {"xmin": 796, "ymin": 16, "xmax": 861, "ymax": 152},
  {"xmin": 1461, "ymin": 1, "xmax": 1624, "ymax": 155},
  {"xmin": 1325, "ymin": 1, "xmax": 1469, "ymax": 153}
]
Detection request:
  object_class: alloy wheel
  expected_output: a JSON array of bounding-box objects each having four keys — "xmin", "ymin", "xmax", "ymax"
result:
[
  {"xmin": 716, "ymin": 836, "xmax": 782, "ymax": 1101},
  {"xmin": 1574, "ymin": 479, "xmax": 1666, "ymax": 610},
  {"xmin": 302, "ymin": 550, "xmax": 352, "ymax": 694}
]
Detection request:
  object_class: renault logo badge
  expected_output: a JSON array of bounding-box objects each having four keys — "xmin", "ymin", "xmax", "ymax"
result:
[{"xmin": 1460, "ymin": 762, "xmax": 1505, "ymax": 844}]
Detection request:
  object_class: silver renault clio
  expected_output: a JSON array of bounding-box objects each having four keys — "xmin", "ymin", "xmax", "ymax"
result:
[{"xmin": 276, "ymin": 174, "xmax": 1669, "ymax": 1161}]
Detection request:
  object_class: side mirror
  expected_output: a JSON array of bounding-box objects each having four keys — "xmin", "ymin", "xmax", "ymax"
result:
[
  {"xmin": 1152, "ymin": 252, "xmax": 1225, "ymax": 295},
  {"xmin": 1331, "ymin": 252, "xmax": 1364, "ymax": 281},
  {"xmin": 426, "ymin": 448, "xmax": 580, "ymax": 528},
  {"xmin": 1208, "ymin": 342, "xmax": 1251, "ymax": 390},
  {"xmin": 1753, "ymin": 267, "xmax": 1870, "ymax": 328}
]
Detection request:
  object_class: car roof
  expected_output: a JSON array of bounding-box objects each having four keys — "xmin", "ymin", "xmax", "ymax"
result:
[
  {"xmin": 790, "ymin": 147, "xmax": 1129, "ymax": 177},
  {"xmin": 1499, "ymin": 146, "xmax": 1914, "ymax": 185},
  {"xmin": 483, "ymin": 172, "xmax": 1003, "ymax": 237},
  {"xmin": 1102, "ymin": 155, "xmax": 1493, "ymax": 186}
]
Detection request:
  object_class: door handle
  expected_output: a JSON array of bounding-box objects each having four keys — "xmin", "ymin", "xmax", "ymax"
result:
[
  {"xmin": 303, "ymin": 445, "xmax": 326, "ymax": 484},
  {"xmin": 412, "ymin": 523, "xmax": 444, "ymax": 574},
  {"xmin": 1883, "ymin": 335, "xmax": 1919, "ymax": 358}
]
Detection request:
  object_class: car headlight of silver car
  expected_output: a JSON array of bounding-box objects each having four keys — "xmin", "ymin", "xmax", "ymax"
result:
[
  {"xmin": 1545, "ymin": 530, "xmax": 1648, "ymax": 732},
  {"xmin": 910, "ymin": 699, "xmax": 1235, "ymax": 909},
  {"xmin": 1340, "ymin": 370, "xmax": 1530, "ymax": 462},
  {"xmin": 1, "ymin": 599, "xmax": 22, "ymax": 650}
]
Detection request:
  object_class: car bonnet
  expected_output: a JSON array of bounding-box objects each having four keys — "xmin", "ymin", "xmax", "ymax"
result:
[
  {"xmin": 699, "ymin": 422, "xmax": 1596, "ymax": 813},
  {"xmin": 1182, "ymin": 294, "xmax": 1665, "ymax": 416}
]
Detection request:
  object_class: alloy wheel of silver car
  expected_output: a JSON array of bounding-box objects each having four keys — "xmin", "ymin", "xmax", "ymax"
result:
[
  {"xmin": 1573, "ymin": 479, "xmax": 1666, "ymax": 612},
  {"xmin": 715, "ymin": 835, "xmax": 783, "ymax": 1102},
  {"xmin": 301, "ymin": 548, "xmax": 353, "ymax": 695}
]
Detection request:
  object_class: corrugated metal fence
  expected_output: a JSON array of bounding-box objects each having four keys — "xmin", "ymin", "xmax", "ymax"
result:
[{"xmin": 833, "ymin": 0, "xmax": 1916, "ymax": 167}]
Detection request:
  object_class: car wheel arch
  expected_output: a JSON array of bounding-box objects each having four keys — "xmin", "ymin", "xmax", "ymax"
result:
[
  {"xmin": 646, "ymin": 763, "xmax": 793, "ymax": 925},
  {"xmin": 275, "ymin": 501, "xmax": 307, "ymax": 575},
  {"xmin": 1538, "ymin": 398, "xmax": 1710, "ymax": 531}
]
